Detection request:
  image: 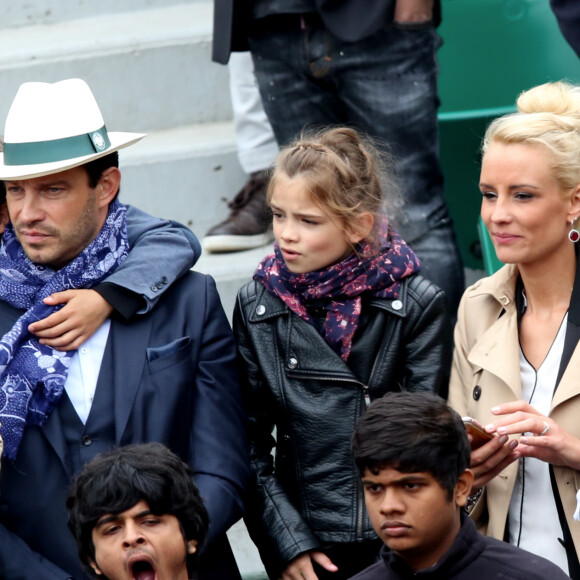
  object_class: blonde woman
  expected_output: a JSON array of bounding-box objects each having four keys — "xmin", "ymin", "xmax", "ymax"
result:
[{"xmin": 449, "ymin": 81, "xmax": 580, "ymax": 577}]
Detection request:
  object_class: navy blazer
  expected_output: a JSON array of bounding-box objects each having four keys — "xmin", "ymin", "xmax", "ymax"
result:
[{"xmin": 0, "ymin": 271, "xmax": 249, "ymax": 579}]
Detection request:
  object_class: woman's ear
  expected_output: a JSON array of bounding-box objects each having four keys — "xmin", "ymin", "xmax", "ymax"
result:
[
  {"xmin": 346, "ymin": 212, "xmax": 374, "ymax": 245},
  {"xmin": 187, "ymin": 539, "xmax": 198, "ymax": 554},
  {"xmin": 96, "ymin": 167, "xmax": 121, "ymax": 208}
]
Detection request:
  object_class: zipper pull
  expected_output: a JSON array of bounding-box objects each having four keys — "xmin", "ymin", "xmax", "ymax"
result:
[{"xmin": 363, "ymin": 385, "xmax": 371, "ymax": 408}]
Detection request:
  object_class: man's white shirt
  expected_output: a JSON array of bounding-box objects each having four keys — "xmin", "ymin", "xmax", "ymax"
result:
[{"xmin": 64, "ymin": 320, "xmax": 110, "ymax": 424}]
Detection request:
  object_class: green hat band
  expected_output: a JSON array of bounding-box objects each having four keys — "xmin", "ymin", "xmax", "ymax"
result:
[{"xmin": 3, "ymin": 126, "xmax": 111, "ymax": 166}]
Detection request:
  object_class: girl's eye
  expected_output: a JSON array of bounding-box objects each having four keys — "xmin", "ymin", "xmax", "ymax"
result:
[
  {"xmin": 272, "ymin": 212, "xmax": 283, "ymax": 220},
  {"xmin": 481, "ymin": 191, "xmax": 496, "ymax": 201},
  {"xmin": 302, "ymin": 219, "xmax": 319, "ymax": 226},
  {"xmin": 514, "ymin": 191, "xmax": 533, "ymax": 201}
]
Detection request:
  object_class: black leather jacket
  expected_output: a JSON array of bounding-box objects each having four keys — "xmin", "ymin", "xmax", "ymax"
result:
[{"xmin": 233, "ymin": 275, "xmax": 451, "ymax": 577}]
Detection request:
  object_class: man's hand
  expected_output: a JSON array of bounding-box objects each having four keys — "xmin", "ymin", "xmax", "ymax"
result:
[
  {"xmin": 279, "ymin": 551, "xmax": 338, "ymax": 580},
  {"xmin": 469, "ymin": 431, "xmax": 519, "ymax": 491},
  {"xmin": 28, "ymin": 290, "xmax": 113, "ymax": 351}
]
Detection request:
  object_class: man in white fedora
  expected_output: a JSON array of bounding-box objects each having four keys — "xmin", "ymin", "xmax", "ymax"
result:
[{"xmin": 0, "ymin": 79, "xmax": 249, "ymax": 580}]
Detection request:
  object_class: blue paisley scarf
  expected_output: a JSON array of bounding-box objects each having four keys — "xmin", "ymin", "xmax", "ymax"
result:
[
  {"xmin": 254, "ymin": 217, "xmax": 421, "ymax": 362},
  {"xmin": 0, "ymin": 200, "xmax": 129, "ymax": 459}
]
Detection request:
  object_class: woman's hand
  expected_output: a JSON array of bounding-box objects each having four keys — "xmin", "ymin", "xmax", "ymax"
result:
[
  {"xmin": 28, "ymin": 290, "xmax": 113, "ymax": 351},
  {"xmin": 468, "ymin": 422, "xmax": 519, "ymax": 490},
  {"xmin": 485, "ymin": 401, "xmax": 580, "ymax": 471},
  {"xmin": 279, "ymin": 551, "xmax": 338, "ymax": 580}
]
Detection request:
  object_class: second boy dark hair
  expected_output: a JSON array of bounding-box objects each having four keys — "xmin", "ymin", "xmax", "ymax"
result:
[
  {"xmin": 352, "ymin": 391, "xmax": 471, "ymax": 499},
  {"xmin": 66, "ymin": 442, "xmax": 209, "ymax": 577}
]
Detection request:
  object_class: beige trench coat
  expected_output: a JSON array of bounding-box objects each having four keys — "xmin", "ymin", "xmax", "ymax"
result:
[{"xmin": 449, "ymin": 264, "xmax": 580, "ymax": 560}]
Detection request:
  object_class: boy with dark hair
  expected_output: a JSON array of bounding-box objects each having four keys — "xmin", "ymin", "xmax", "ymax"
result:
[
  {"xmin": 66, "ymin": 443, "xmax": 209, "ymax": 580},
  {"xmin": 350, "ymin": 392, "xmax": 569, "ymax": 579}
]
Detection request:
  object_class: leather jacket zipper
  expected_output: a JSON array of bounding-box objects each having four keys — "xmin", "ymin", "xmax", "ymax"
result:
[
  {"xmin": 286, "ymin": 371, "xmax": 371, "ymax": 406},
  {"xmin": 287, "ymin": 358, "xmax": 380, "ymax": 540}
]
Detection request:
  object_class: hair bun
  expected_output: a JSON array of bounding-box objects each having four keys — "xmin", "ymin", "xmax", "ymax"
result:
[{"xmin": 517, "ymin": 81, "xmax": 580, "ymax": 119}]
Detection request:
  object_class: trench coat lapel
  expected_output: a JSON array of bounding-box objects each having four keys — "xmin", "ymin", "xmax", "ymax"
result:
[
  {"xmin": 468, "ymin": 306, "xmax": 521, "ymax": 399},
  {"xmin": 552, "ymin": 256, "xmax": 580, "ymax": 409},
  {"xmin": 552, "ymin": 305, "xmax": 580, "ymax": 409},
  {"xmin": 553, "ymin": 339, "xmax": 580, "ymax": 409}
]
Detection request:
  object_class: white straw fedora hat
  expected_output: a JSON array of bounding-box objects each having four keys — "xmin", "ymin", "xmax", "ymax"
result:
[{"xmin": 0, "ymin": 78, "xmax": 145, "ymax": 180}]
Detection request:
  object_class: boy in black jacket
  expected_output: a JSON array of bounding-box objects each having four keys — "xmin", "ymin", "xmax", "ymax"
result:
[{"xmin": 350, "ymin": 392, "xmax": 569, "ymax": 579}]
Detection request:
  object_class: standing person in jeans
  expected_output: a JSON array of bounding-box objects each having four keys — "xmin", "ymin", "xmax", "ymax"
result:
[{"xmin": 212, "ymin": 0, "xmax": 465, "ymax": 316}]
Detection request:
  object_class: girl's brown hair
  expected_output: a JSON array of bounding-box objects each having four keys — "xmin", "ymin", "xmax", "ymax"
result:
[{"xmin": 267, "ymin": 127, "xmax": 399, "ymax": 253}]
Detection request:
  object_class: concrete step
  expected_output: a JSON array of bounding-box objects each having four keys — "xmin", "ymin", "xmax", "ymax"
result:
[
  {"xmin": 118, "ymin": 120, "xmax": 247, "ymax": 238},
  {"xmin": 0, "ymin": 0, "xmax": 206, "ymax": 29},
  {"xmin": 196, "ymin": 243, "xmax": 274, "ymax": 322},
  {"xmin": 0, "ymin": 2, "xmax": 232, "ymax": 131}
]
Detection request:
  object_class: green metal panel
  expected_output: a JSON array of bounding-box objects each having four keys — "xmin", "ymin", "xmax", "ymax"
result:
[{"xmin": 437, "ymin": 0, "xmax": 580, "ymax": 269}]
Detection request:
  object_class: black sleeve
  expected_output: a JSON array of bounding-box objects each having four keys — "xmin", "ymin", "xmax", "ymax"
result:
[{"xmin": 93, "ymin": 282, "xmax": 145, "ymax": 321}]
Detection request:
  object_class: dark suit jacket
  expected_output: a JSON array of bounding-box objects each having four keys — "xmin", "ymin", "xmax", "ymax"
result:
[
  {"xmin": 0, "ymin": 271, "xmax": 249, "ymax": 579},
  {"xmin": 212, "ymin": 0, "xmax": 440, "ymax": 64}
]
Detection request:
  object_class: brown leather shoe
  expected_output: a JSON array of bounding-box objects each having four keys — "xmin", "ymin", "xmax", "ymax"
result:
[{"xmin": 202, "ymin": 170, "xmax": 273, "ymax": 252}]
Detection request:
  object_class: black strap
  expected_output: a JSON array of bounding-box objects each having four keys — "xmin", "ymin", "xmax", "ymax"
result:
[
  {"xmin": 550, "ymin": 465, "xmax": 580, "ymax": 578},
  {"xmin": 549, "ymin": 253, "xmax": 580, "ymax": 576}
]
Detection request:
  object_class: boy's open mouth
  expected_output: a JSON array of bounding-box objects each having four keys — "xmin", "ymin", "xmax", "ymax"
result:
[{"xmin": 130, "ymin": 558, "xmax": 157, "ymax": 580}]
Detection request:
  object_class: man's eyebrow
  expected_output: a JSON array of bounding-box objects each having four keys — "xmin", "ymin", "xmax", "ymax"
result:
[
  {"xmin": 4, "ymin": 179, "xmax": 70, "ymax": 188},
  {"xmin": 95, "ymin": 509, "xmax": 153, "ymax": 529},
  {"xmin": 361, "ymin": 474, "xmax": 429, "ymax": 485},
  {"xmin": 94, "ymin": 514, "xmax": 120, "ymax": 529}
]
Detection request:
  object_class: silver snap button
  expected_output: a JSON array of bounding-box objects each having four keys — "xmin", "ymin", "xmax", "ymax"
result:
[
  {"xmin": 256, "ymin": 305, "xmax": 266, "ymax": 315},
  {"xmin": 288, "ymin": 357, "xmax": 298, "ymax": 369},
  {"xmin": 392, "ymin": 300, "xmax": 403, "ymax": 311}
]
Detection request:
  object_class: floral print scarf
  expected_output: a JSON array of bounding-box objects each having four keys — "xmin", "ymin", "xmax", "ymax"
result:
[
  {"xmin": 254, "ymin": 217, "xmax": 421, "ymax": 361},
  {"xmin": 0, "ymin": 200, "xmax": 129, "ymax": 460}
]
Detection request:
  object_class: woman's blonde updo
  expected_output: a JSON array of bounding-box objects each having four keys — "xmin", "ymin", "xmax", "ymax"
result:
[
  {"xmin": 483, "ymin": 81, "xmax": 580, "ymax": 193},
  {"xmin": 267, "ymin": 127, "xmax": 400, "ymax": 252}
]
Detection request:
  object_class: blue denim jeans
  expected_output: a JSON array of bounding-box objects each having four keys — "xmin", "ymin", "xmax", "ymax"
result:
[{"xmin": 248, "ymin": 14, "xmax": 465, "ymax": 316}]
